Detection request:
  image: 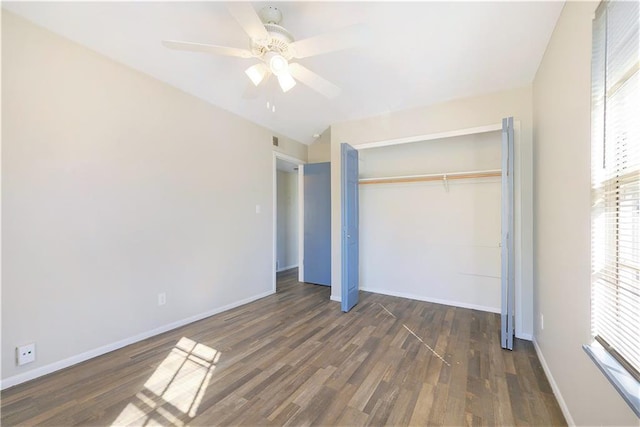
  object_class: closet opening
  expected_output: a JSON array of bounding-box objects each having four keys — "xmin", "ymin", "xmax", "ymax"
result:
[{"xmin": 351, "ymin": 119, "xmax": 516, "ymax": 348}]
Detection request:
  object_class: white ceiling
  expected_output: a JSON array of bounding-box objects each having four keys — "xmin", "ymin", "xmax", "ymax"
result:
[{"xmin": 3, "ymin": 1, "xmax": 563, "ymax": 145}]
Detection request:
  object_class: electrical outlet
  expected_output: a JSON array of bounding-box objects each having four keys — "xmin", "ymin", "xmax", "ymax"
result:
[
  {"xmin": 158, "ymin": 292, "xmax": 166, "ymax": 306},
  {"xmin": 17, "ymin": 343, "xmax": 36, "ymax": 366},
  {"xmin": 540, "ymin": 313, "xmax": 544, "ymax": 330}
]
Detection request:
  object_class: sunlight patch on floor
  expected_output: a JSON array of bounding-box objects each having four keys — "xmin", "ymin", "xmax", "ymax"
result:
[{"xmin": 111, "ymin": 337, "xmax": 220, "ymax": 426}]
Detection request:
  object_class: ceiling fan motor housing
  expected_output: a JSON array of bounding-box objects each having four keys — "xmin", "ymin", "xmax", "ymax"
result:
[
  {"xmin": 251, "ymin": 7, "xmax": 295, "ymax": 60},
  {"xmin": 258, "ymin": 6, "xmax": 282, "ymax": 25}
]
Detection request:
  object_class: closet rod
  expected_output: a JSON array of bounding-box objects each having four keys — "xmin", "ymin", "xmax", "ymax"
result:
[{"xmin": 359, "ymin": 169, "xmax": 501, "ymax": 185}]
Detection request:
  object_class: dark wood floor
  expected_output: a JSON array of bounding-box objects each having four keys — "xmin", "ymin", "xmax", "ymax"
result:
[{"xmin": 1, "ymin": 269, "xmax": 566, "ymax": 426}]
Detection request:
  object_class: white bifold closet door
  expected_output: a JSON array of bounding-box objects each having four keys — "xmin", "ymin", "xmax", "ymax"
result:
[{"xmin": 501, "ymin": 116, "xmax": 515, "ymax": 350}]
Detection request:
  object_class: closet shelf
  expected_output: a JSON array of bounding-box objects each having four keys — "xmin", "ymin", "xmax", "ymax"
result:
[{"xmin": 359, "ymin": 169, "xmax": 501, "ymax": 185}]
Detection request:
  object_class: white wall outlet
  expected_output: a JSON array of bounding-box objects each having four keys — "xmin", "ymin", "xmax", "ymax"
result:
[
  {"xmin": 540, "ymin": 313, "xmax": 544, "ymax": 330},
  {"xmin": 158, "ymin": 292, "xmax": 166, "ymax": 306},
  {"xmin": 255, "ymin": 204, "xmax": 261, "ymax": 214},
  {"xmin": 17, "ymin": 343, "xmax": 36, "ymax": 366}
]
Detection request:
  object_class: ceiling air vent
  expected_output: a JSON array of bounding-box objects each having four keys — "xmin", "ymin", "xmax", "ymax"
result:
[{"xmin": 272, "ymin": 136, "xmax": 279, "ymax": 146}]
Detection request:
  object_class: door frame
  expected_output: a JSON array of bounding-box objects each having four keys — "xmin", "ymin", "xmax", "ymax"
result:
[{"xmin": 273, "ymin": 152, "xmax": 305, "ymax": 293}]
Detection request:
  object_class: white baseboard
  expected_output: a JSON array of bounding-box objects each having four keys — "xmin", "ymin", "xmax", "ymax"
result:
[
  {"xmin": 361, "ymin": 287, "xmax": 501, "ymax": 314},
  {"xmin": 533, "ymin": 338, "xmax": 575, "ymax": 426},
  {"xmin": 0, "ymin": 290, "xmax": 274, "ymax": 390},
  {"xmin": 276, "ymin": 264, "xmax": 298, "ymax": 273},
  {"xmin": 330, "ymin": 294, "xmax": 341, "ymax": 302}
]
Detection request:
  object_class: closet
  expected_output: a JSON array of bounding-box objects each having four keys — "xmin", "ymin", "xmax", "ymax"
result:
[{"xmin": 355, "ymin": 118, "xmax": 515, "ymax": 348}]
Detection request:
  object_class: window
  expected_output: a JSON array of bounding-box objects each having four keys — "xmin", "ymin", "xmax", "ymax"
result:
[{"xmin": 585, "ymin": 0, "xmax": 640, "ymax": 416}]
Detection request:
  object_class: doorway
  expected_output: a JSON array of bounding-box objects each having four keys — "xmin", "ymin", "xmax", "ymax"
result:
[{"xmin": 273, "ymin": 153, "xmax": 304, "ymax": 293}]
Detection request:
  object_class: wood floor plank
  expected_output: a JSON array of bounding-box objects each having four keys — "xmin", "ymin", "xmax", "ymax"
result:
[
  {"xmin": 1, "ymin": 268, "xmax": 566, "ymax": 426},
  {"xmin": 428, "ymin": 383, "xmax": 450, "ymax": 426},
  {"xmin": 348, "ymin": 360, "xmax": 390, "ymax": 412},
  {"xmin": 442, "ymin": 394, "xmax": 466, "ymax": 427},
  {"xmin": 335, "ymin": 405, "xmax": 369, "ymax": 427},
  {"xmin": 385, "ymin": 386, "xmax": 419, "ymax": 426},
  {"xmin": 493, "ymin": 376, "xmax": 517, "ymax": 426},
  {"xmin": 286, "ymin": 384, "xmax": 335, "ymax": 426},
  {"xmin": 313, "ymin": 383, "xmax": 358, "ymax": 426},
  {"xmin": 408, "ymin": 382, "xmax": 436, "ymax": 426},
  {"xmin": 365, "ymin": 382, "xmax": 400, "ymax": 426}
]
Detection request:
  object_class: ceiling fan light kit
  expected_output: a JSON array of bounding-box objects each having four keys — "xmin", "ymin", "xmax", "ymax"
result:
[
  {"xmin": 163, "ymin": 3, "xmax": 366, "ymax": 99},
  {"xmin": 264, "ymin": 51, "xmax": 296, "ymax": 92},
  {"xmin": 245, "ymin": 63, "xmax": 268, "ymax": 86},
  {"xmin": 265, "ymin": 52, "xmax": 288, "ymax": 76},
  {"xmin": 277, "ymin": 72, "xmax": 297, "ymax": 93}
]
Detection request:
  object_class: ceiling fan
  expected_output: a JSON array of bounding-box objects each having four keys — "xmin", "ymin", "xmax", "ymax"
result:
[{"xmin": 162, "ymin": 4, "xmax": 367, "ymax": 99}]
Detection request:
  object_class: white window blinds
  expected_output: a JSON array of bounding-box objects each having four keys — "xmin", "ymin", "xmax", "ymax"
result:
[{"xmin": 591, "ymin": 0, "xmax": 640, "ymax": 380}]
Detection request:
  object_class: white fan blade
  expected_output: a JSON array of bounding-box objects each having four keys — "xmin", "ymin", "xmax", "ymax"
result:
[
  {"xmin": 226, "ymin": 3, "xmax": 269, "ymax": 41},
  {"xmin": 288, "ymin": 63, "xmax": 341, "ymax": 98},
  {"xmin": 289, "ymin": 24, "xmax": 369, "ymax": 59},
  {"xmin": 163, "ymin": 40, "xmax": 252, "ymax": 58}
]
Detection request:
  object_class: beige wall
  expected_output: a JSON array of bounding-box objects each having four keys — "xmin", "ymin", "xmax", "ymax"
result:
[
  {"xmin": 274, "ymin": 139, "xmax": 307, "ymax": 165},
  {"xmin": 308, "ymin": 127, "xmax": 331, "ymax": 163},
  {"xmin": 308, "ymin": 141, "xmax": 330, "ymax": 163},
  {"xmin": 1, "ymin": 12, "xmax": 306, "ymax": 385},
  {"xmin": 532, "ymin": 2, "xmax": 638, "ymax": 425},
  {"xmin": 331, "ymin": 86, "xmax": 534, "ymax": 338}
]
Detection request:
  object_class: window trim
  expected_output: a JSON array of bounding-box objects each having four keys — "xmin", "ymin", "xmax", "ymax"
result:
[
  {"xmin": 586, "ymin": 0, "xmax": 640, "ymax": 416},
  {"xmin": 583, "ymin": 342, "xmax": 640, "ymax": 417}
]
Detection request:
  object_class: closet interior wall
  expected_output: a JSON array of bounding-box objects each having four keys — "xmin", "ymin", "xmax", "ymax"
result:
[{"xmin": 358, "ymin": 130, "xmax": 502, "ymax": 312}]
